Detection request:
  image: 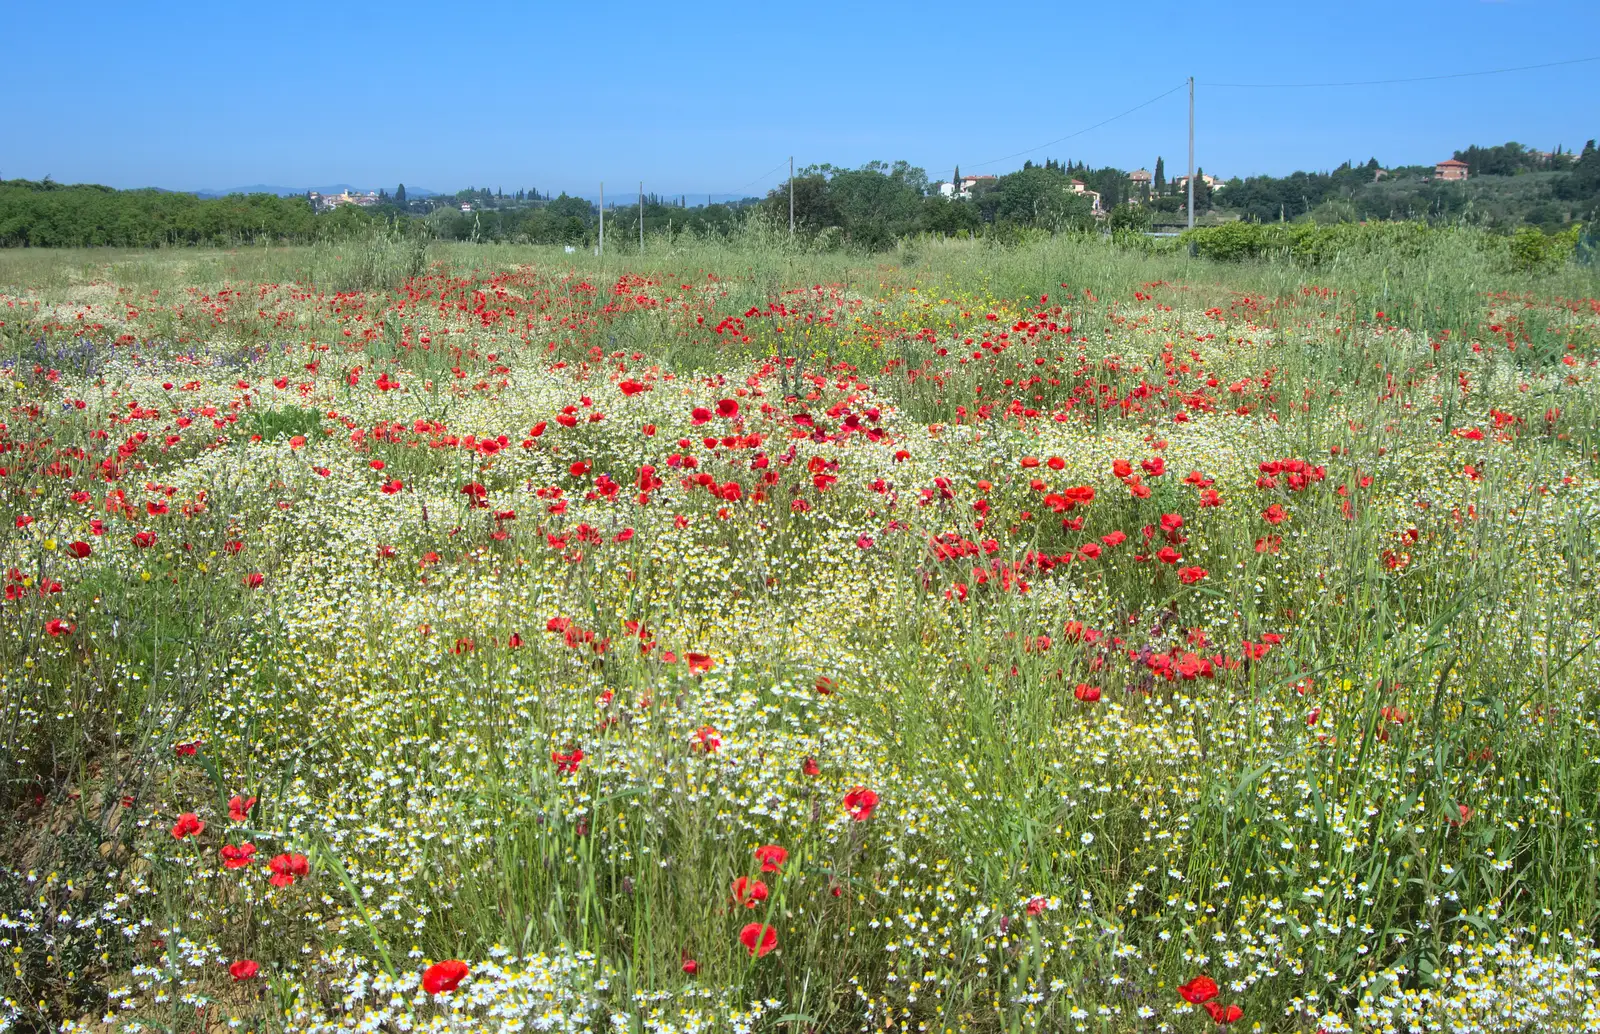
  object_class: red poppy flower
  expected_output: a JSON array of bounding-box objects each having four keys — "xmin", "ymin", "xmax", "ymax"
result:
[
  {"xmin": 693, "ymin": 725, "xmax": 721, "ymax": 752},
  {"xmin": 422, "ymin": 959, "xmax": 470, "ymax": 994},
  {"xmin": 686, "ymin": 652, "xmax": 713, "ymax": 674},
  {"xmin": 843, "ymin": 786, "xmax": 879, "ymax": 821},
  {"xmin": 132, "ymin": 531, "xmax": 157, "ymax": 548},
  {"xmin": 1262, "ymin": 504, "xmax": 1288, "ymax": 524},
  {"xmin": 1112, "ymin": 459, "xmax": 1133, "ymax": 479},
  {"xmin": 66, "ymin": 541, "xmax": 93, "ymax": 559},
  {"xmin": 1074, "ymin": 683, "xmax": 1101, "ymax": 702},
  {"xmin": 1178, "ymin": 566, "xmax": 1208, "ymax": 585},
  {"xmin": 801, "ymin": 756, "xmax": 820, "ymax": 777},
  {"xmin": 1178, "ymin": 975, "xmax": 1219, "ymax": 1003},
  {"xmin": 171, "ymin": 812, "xmax": 205, "ymax": 839},
  {"xmin": 1156, "ymin": 546, "xmax": 1182, "ymax": 564},
  {"xmin": 268, "ymin": 852, "xmax": 310, "ymax": 887},
  {"xmin": 739, "ymin": 922, "xmax": 777, "ymax": 957},
  {"xmin": 754, "ymin": 844, "xmax": 788, "ymax": 872},
  {"xmin": 552, "ymin": 747, "xmax": 585, "ymax": 774},
  {"xmin": 229, "ymin": 959, "xmax": 259, "ymax": 982},
  {"xmin": 45, "ymin": 619, "xmax": 75, "ymax": 637},
  {"xmin": 1203, "ymin": 1002, "xmax": 1243, "ymax": 1024},
  {"xmin": 716, "ymin": 398, "xmax": 739, "ymax": 418},
  {"xmin": 220, "ymin": 842, "xmax": 256, "ymax": 869},
  {"xmin": 228, "ymin": 795, "xmax": 256, "ymax": 822},
  {"xmin": 815, "ymin": 676, "xmax": 836, "ymax": 696},
  {"xmin": 691, "ymin": 407, "xmax": 713, "ymax": 425},
  {"xmin": 732, "ymin": 876, "xmax": 769, "ymax": 908},
  {"xmin": 243, "ymin": 573, "xmax": 264, "ymax": 588}
]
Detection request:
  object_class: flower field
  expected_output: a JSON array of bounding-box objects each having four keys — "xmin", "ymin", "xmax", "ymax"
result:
[{"xmin": 2, "ymin": 238, "xmax": 1599, "ymax": 1034}]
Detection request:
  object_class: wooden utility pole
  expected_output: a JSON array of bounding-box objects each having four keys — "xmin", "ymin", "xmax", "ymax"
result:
[
  {"xmin": 639, "ymin": 182, "xmax": 645, "ymax": 252},
  {"xmin": 789, "ymin": 156, "xmax": 795, "ymax": 235},
  {"xmin": 1187, "ymin": 77, "xmax": 1195, "ymax": 231}
]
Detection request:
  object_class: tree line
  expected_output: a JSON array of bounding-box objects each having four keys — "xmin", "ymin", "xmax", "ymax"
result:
[
  {"xmin": 3, "ymin": 137, "xmax": 1595, "ymax": 250},
  {"xmin": 0, "ymin": 182, "xmax": 319, "ymax": 247},
  {"xmin": 1217, "ymin": 142, "xmax": 1600, "ymax": 229}
]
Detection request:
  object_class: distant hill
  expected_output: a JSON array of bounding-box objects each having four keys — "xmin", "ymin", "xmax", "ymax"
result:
[{"xmin": 194, "ymin": 184, "xmax": 439, "ymax": 198}]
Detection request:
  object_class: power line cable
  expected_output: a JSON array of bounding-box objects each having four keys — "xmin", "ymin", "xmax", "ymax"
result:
[
  {"xmin": 588, "ymin": 160, "xmax": 790, "ymax": 208},
  {"xmin": 1208, "ymin": 54, "xmax": 1599, "ymax": 88},
  {"xmin": 966, "ymin": 82, "xmax": 1188, "ymax": 170},
  {"xmin": 718, "ymin": 159, "xmax": 793, "ymax": 200}
]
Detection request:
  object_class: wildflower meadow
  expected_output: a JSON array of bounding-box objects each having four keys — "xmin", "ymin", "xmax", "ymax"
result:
[{"xmin": 2, "ymin": 231, "xmax": 1598, "ymax": 1034}]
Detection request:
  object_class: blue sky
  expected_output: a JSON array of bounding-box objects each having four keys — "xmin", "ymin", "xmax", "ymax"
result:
[{"xmin": 3, "ymin": 0, "xmax": 1597, "ymax": 198}]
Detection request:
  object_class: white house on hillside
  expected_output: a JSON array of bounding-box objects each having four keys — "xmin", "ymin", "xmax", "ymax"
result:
[
  {"xmin": 935, "ymin": 175, "xmax": 998, "ymax": 200},
  {"xmin": 1069, "ymin": 179, "xmax": 1103, "ymax": 214}
]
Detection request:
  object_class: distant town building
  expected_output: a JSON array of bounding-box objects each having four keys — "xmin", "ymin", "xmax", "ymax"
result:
[
  {"xmin": 1128, "ymin": 169, "xmax": 1153, "ymax": 187},
  {"xmin": 1172, "ymin": 173, "xmax": 1223, "ymax": 192},
  {"xmin": 1435, "ymin": 159, "xmax": 1469, "ymax": 181},
  {"xmin": 459, "ymin": 202, "xmax": 473, "ymax": 212},
  {"xmin": 309, "ymin": 190, "xmax": 382, "ymax": 213},
  {"xmin": 935, "ymin": 174, "xmax": 997, "ymax": 200},
  {"xmin": 1069, "ymin": 179, "xmax": 1103, "ymax": 214}
]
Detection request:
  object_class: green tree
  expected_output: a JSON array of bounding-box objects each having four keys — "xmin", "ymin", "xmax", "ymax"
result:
[
  {"xmin": 396, "ymin": 184, "xmax": 406, "ymax": 204},
  {"xmin": 765, "ymin": 175, "xmax": 836, "ymax": 233},
  {"xmin": 1154, "ymin": 157, "xmax": 1165, "ymax": 193},
  {"xmin": 920, "ymin": 195, "xmax": 980, "ymax": 236},
  {"xmin": 764, "ymin": 161, "xmax": 926, "ymax": 249},
  {"xmin": 1108, "ymin": 202, "xmax": 1151, "ymax": 233},
  {"xmin": 992, "ymin": 166, "xmax": 1093, "ymax": 230},
  {"xmin": 1190, "ymin": 166, "xmax": 1213, "ymax": 211}
]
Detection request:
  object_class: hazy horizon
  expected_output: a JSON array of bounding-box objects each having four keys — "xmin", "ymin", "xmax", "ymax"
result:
[{"xmin": 4, "ymin": 0, "xmax": 1597, "ymax": 200}]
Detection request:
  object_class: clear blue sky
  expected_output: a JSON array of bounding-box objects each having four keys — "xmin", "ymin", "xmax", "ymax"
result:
[{"xmin": 4, "ymin": 0, "xmax": 1597, "ymax": 198}]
